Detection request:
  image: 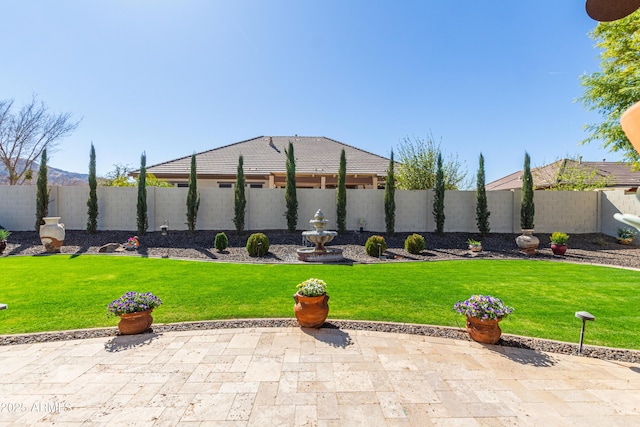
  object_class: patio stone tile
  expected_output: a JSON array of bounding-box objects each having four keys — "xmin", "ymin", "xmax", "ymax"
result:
[
  {"xmin": 0, "ymin": 327, "xmax": 638, "ymax": 425},
  {"xmin": 227, "ymin": 392, "xmax": 256, "ymax": 421},
  {"xmin": 337, "ymin": 403, "xmax": 387, "ymax": 425},
  {"xmin": 243, "ymin": 360, "xmax": 282, "ymax": 382},
  {"xmin": 247, "ymin": 404, "xmax": 295, "ymax": 426},
  {"xmin": 180, "ymin": 393, "xmax": 236, "ymax": 422},
  {"xmin": 253, "ymin": 381, "xmax": 279, "ymax": 406}
]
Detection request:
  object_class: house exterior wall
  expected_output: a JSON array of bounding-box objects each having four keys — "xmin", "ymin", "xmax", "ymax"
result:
[{"xmin": 1, "ymin": 186, "xmax": 638, "ymax": 238}]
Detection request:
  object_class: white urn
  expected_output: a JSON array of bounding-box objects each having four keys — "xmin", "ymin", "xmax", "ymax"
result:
[{"xmin": 40, "ymin": 217, "xmax": 65, "ymax": 253}]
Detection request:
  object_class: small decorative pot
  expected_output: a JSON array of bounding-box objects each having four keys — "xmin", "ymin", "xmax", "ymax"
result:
[
  {"xmin": 39, "ymin": 217, "xmax": 65, "ymax": 253},
  {"xmin": 466, "ymin": 316, "xmax": 502, "ymax": 345},
  {"xmin": 293, "ymin": 293, "xmax": 329, "ymax": 328},
  {"xmin": 118, "ymin": 310, "xmax": 154, "ymax": 335},
  {"xmin": 515, "ymin": 229, "xmax": 539, "ymax": 255},
  {"xmin": 468, "ymin": 244, "xmax": 482, "ymax": 252},
  {"xmin": 618, "ymin": 237, "xmax": 633, "ymax": 245},
  {"xmin": 0, "ymin": 241, "xmax": 6, "ymax": 255},
  {"xmin": 550, "ymin": 243, "xmax": 567, "ymax": 256}
]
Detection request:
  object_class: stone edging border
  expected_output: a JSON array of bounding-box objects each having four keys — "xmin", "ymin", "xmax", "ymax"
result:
[{"xmin": 1, "ymin": 318, "xmax": 638, "ymax": 364}]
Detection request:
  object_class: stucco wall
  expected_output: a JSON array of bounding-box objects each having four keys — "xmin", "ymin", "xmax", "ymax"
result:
[{"xmin": 0, "ymin": 185, "xmax": 636, "ymax": 237}]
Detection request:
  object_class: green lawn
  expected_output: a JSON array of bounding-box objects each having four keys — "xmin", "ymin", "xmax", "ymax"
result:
[{"xmin": 1, "ymin": 255, "xmax": 639, "ymax": 349}]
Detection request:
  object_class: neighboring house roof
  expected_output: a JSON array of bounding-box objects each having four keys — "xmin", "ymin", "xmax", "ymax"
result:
[
  {"xmin": 140, "ymin": 136, "xmax": 391, "ymax": 178},
  {"xmin": 486, "ymin": 159, "xmax": 640, "ymax": 191}
]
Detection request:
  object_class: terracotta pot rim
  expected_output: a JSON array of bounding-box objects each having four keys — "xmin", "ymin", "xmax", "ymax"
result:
[
  {"xmin": 466, "ymin": 315, "xmax": 502, "ymax": 323},
  {"xmin": 119, "ymin": 309, "xmax": 154, "ymax": 317},
  {"xmin": 294, "ymin": 292, "xmax": 327, "ymax": 298}
]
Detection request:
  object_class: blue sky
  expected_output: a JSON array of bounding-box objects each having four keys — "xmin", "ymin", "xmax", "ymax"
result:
[{"xmin": 1, "ymin": 0, "xmax": 617, "ymax": 184}]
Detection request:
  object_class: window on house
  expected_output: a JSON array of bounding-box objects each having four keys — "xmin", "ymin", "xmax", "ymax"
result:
[
  {"xmin": 249, "ymin": 183, "xmax": 263, "ymax": 188},
  {"xmin": 177, "ymin": 183, "xmax": 188, "ymax": 188},
  {"xmin": 219, "ymin": 183, "xmax": 233, "ymax": 188}
]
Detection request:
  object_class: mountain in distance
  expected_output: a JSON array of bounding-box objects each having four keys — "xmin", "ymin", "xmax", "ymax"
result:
[{"xmin": 0, "ymin": 159, "xmax": 88, "ymax": 186}]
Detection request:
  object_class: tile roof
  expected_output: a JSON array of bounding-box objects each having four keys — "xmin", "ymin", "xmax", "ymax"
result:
[
  {"xmin": 486, "ymin": 159, "xmax": 640, "ymax": 190},
  {"xmin": 145, "ymin": 136, "xmax": 391, "ymax": 177}
]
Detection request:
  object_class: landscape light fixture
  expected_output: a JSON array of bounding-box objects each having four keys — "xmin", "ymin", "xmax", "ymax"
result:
[
  {"xmin": 160, "ymin": 221, "xmax": 169, "ymax": 236},
  {"xmin": 575, "ymin": 311, "xmax": 595, "ymax": 353}
]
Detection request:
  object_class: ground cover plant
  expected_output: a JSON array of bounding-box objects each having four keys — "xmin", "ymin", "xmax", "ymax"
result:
[{"xmin": 1, "ymin": 256, "xmax": 639, "ymax": 350}]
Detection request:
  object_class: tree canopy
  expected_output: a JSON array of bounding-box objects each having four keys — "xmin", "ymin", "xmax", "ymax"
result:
[
  {"xmin": 0, "ymin": 96, "xmax": 80, "ymax": 185},
  {"xmin": 394, "ymin": 134, "xmax": 467, "ymax": 190},
  {"xmin": 579, "ymin": 10, "xmax": 640, "ymax": 163}
]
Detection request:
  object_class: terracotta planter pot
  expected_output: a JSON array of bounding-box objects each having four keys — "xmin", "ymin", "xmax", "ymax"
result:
[
  {"xmin": 293, "ymin": 293, "xmax": 329, "ymax": 328},
  {"xmin": 515, "ymin": 229, "xmax": 539, "ymax": 255},
  {"xmin": 118, "ymin": 310, "xmax": 153, "ymax": 335},
  {"xmin": 550, "ymin": 243, "xmax": 567, "ymax": 256},
  {"xmin": 618, "ymin": 238, "xmax": 633, "ymax": 245},
  {"xmin": 466, "ymin": 316, "xmax": 502, "ymax": 345},
  {"xmin": 468, "ymin": 244, "xmax": 482, "ymax": 252}
]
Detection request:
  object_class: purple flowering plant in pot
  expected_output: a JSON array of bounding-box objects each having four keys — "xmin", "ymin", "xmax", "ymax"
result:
[
  {"xmin": 107, "ymin": 291, "xmax": 163, "ymax": 335},
  {"xmin": 453, "ymin": 294, "xmax": 514, "ymax": 345}
]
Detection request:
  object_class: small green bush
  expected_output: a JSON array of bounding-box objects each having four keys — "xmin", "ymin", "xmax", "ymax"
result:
[
  {"xmin": 550, "ymin": 231, "xmax": 569, "ymax": 245},
  {"xmin": 404, "ymin": 233, "xmax": 425, "ymax": 255},
  {"xmin": 214, "ymin": 232, "xmax": 228, "ymax": 251},
  {"xmin": 246, "ymin": 233, "xmax": 270, "ymax": 257},
  {"xmin": 365, "ymin": 235, "xmax": 387, "ymax": 257}
]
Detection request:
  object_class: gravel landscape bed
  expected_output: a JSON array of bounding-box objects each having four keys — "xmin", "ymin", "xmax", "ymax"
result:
[{"xmin": 2, "ymin": 230, "xmax": 639, "ymax": 363}]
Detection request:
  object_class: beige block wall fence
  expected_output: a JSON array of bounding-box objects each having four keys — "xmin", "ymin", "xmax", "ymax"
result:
[{"xmin": 0, "ymin": 186, "xmax": 638, "ymax": 240}]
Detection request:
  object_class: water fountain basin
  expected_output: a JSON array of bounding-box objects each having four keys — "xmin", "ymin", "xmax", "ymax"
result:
[{"xmin": 296, "ymin": 209, "xmax": 344, "ymax": 262}]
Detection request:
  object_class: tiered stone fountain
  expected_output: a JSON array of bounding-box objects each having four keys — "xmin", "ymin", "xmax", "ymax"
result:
[
  {"xmin": 614, "ymin": 191, "xmax": 640, "ymax": 232},
  {"xmin": 297, "ymin": 209, "xmax": 344, "ymax": 262}
]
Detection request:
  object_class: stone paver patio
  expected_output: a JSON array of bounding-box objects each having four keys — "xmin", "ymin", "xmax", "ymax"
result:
[{"xmin": 1, "ymin": 327, "xmax": 639, "ymax": 425}]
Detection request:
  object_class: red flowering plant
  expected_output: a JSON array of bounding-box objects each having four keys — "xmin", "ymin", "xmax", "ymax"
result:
[
  {"xmin": 123, "ymin": 236, "xmax": 139, "ymax": 250},
  {"xmin": 452, "ymin": 294, "xmax": 514, "ymax": 321},
  {"xmin": 107, "ymin": 291, "xmax": 162, "ymax": 316}
]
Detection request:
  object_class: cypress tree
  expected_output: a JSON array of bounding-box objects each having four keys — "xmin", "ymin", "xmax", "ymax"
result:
[
  {"xmin": 285, "ymin": 142, "xmax": 298, "ymax": 232},
  {"xmin": 475, "ymin": 153, "xmax": 490, "ymax": 236},
  {"xmin": 137, "ymin": 152, "xmax": 148, "ymax": 235},
  {"xmin": 384, "ymin": 151, "xmax": 395, "ymax": 235},
  {"xmin": 433, "ymin": 152, "xmax": 445, "ymax": 234},
  {"xmin": 234, "ymin": 155, "xmax": 246, "ymax": 234},
  {"xmin": 87, "ymin": 143, "xmax": 98, "ymax": 234},
  {"xmin": 336, "ymin": 148, "xmax": 347, "ymax": 234},
  {"xmin": 35, "ymin": 149, "xmax": 49, "ymax": 231},
  {"xmin": 521, "ymin": 151, "xmax": 535, "ymax": 229},
  {"xmin": 186, "ymin": 153, "xmax": 200, "ymax": 233}
]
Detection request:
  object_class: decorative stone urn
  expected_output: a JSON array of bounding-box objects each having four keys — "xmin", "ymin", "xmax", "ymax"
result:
[
  {"xmin": 466, "ymin": 316, "xmax": 502, "ymax": 345},
  {"xmin": 515, "ymin": 229, "xmax": 539, "ymax": 255},
  {"xmin": 39, "ymin": 217, "xmax": 65, "ymax": 253},
  {"xmin": 118, "ymin": 310, "xmax": 154, "ymax": 335}
]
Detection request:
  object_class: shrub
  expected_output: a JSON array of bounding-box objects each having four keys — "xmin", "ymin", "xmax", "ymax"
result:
[
  {"xmin": 246, "ymin": 233, "xmax": 270, "ymax": 257},
  {"xmin": 404, "ymin": 233, "xmax": 425, "ymax": 254},
  {"xmin": 520, "ymin": 152, "xmax": 535, "ymax": 230},
  {"xmin": 365, "ymin": 235, "xmax": 387, "ymax": 257},
  {"xmin": 550, "ymin": 232, "xmax": 569, "ymax": 245},
  {"xmin": 214, "ymin": 232, "xmax": 228, "ymax": 251},
  {"xmin": 617, "ymin": 227, "xmax": 637, "ymax": 239}
]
